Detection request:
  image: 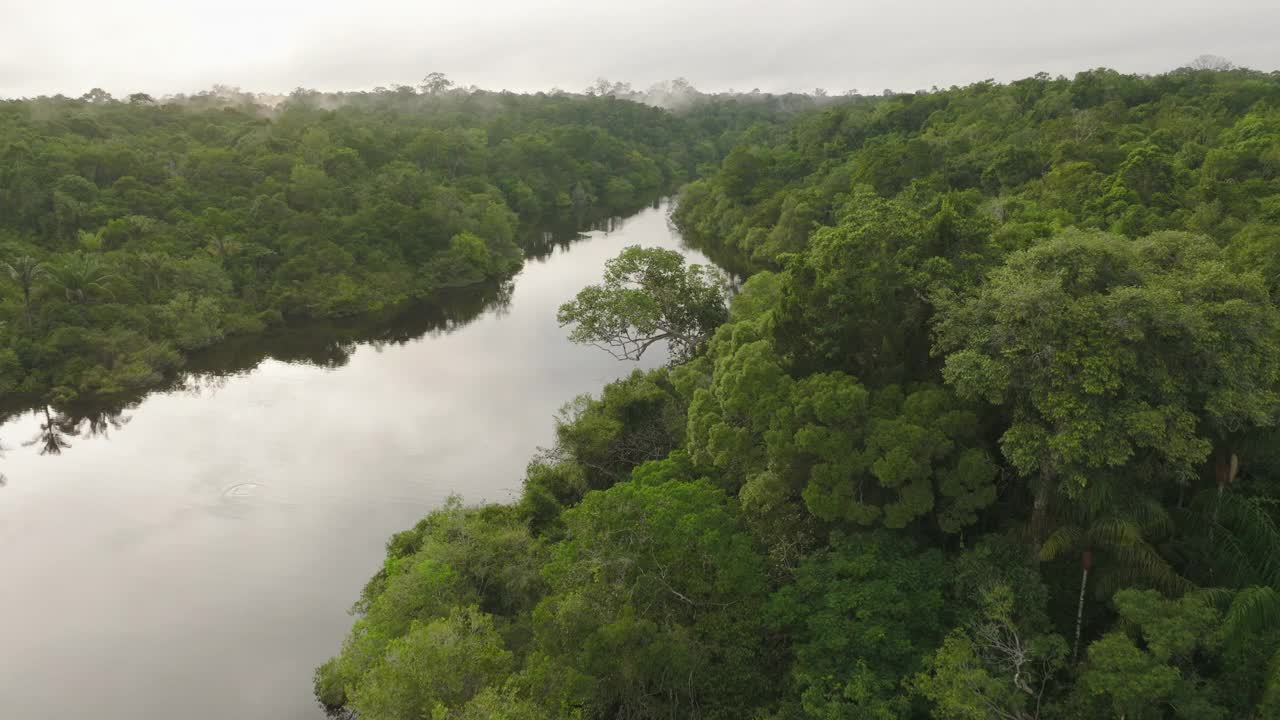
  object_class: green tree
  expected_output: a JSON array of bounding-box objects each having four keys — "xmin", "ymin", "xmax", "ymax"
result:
[
  {"xmin": 769, "ymin": 531, "xmax": 951, "ymax": 719},
  {"xmin": 534, "ymin": 478, "xmax": 771, "ymax": 719},
  {"xmin": 1068, "ymin": 590, "xmax": 1228, "ymax": 720},
  {"xmin": 1039, "ymin": 493, "xmax": 1190, "ymax": 662},
  {"xmin": 915, "ymin": 585, "xmax": 1067, "ymax": 720},
  {"xmin": 3, "ymin": 256, "xmax": 47, "ymax": 329},
  {"xmin": 935, "ymin": 230, "xmax": 1280, "ymax": 543},
  {"xmin": 347, "ymin": 607, "xmax": 512, "ymax": 720},
  {"xmin": 419, "ymin": 72, "xmax": 455, "ymax": 96},
  {"xmin": 51, "ymin": 252, "xmax": 115, "ymax": 304},
  {"xmin": 558, "ymin": 245, "xmax": 729, "ymax": 363}
]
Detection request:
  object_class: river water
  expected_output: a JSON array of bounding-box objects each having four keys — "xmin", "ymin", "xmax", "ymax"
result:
[{"xmin": 0, "ymin": 203, "xmax": 710, "ymax": 719}]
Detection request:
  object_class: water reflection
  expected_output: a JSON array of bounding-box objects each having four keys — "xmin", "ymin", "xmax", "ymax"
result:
[
  {"xmin": 0, "ymin": 201, "xmax": 722, "ymax": 720},
  {"xmin": 0, "ymin": 279, "xmax": 516, "ymax": 463},
  {"xmin": 186, "ymin": 278, "xmax": 515, "ymax": 377},
  {"xmin": 520, "ymin": 206, "xmax": 644, "ymax": 261},
  {"xmin": 7, "ymin": 403, "xmax": 136, "ymax": 458},
  {"xmin": 26, "ymin": 405, "xmax": 75, "ymax": 456},
  {"xmin": 0, "ymin": 207, "xmax": 651, "ymax": 464}
]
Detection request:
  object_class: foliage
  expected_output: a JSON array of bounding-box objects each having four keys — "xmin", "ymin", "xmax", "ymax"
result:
[
  {"xmin": 768, "ymin": 531, "xmax": 951, "ymax": 719},
  {"xmin": 0, "ymin": 88, "xmax": 769, "ymax": 404},
  {"xmin": 557, "ymin": 245, "xmax": 729, "ymax": 363},
  {"xmin": 317, "ymin": 67, "xmax": 1280, "ymax": 719},
  {"xmin": 935, "ymin": 229, "xmax": 1279, "ymax": 499}
]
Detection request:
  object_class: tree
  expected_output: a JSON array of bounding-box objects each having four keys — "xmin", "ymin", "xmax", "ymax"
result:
[
  {"xmin": 347, "ymin": 607, "xmax": 512, "ymax": 720},
  {"xmin": 558, "ymin": 246, "xmax": 729, "ymax": 363},
  {"xmin": 80, "ymin": 87, "xmax": 113, "ymax": 104},
  {"xmin": 545, "ymin": 368, "xmax": 684, "ymax": 492},
  {"xmin": 534, "ymin": 478, "xmax": 771, "ymax": 718},
  {"xmin": 1038, "ymin": 493, "xmax": 1190, "ymax": 662},
  {"xmin": 1188, "ymin": 55, "xmax": 1235, "ymax": 71},
  {"xmin": 916, "ymin": 538, "xmax": 1068, "ymax": 720},
  {"xmin": 768, "ymin": 531, "xmax": 951, "ymax": 719},
  {"xmin": 51, "ymin": 252, "xmax": 115, "ymax": 304},
  {"xmin": 25, "ymin": 405, "xmax": 73, "ymax": 455},
  {"xmin": 1067, "ymin": 590, "xmax": 1228, "ymax": 719},
  {"xmin": 914, "ymin": 585, "xmax": 1067, "ymax": 720},
  {"xmin": 1179, "ymin": 489, "xmax": 1280, "ymax": 710},
  {"xmin": 935, "ymin": 230, "xmax": 1280, "ymax": 544},
  {"xmin": 774, "ymin": 189, "xmax": 937, "ymax": 385},
  {"xmin": 316, "ymin": 500, "xmax": 544, "ymax": 717},
  {"xmin": 135, "ymin": 252, "xmax": 174, "ymax": 301},
  {"xmin": 419, "ymin": 72, "xmax": 454, "ymax": 96},
  {"xmin": 3, "ymin": 256, "xmax": 47, "ymax": 329},
  {"xmin": 718, "ymin": 145, "xmax": 770, "ymax": 202}
]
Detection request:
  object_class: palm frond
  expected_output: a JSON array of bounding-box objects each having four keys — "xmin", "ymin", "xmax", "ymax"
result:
[
  {"xmin": 1191, "ymin": 492, "xmax": 1280, "ymax": 587},
  {"xmin": 1089, "ymin": 517, "xmax": 1144, "ymax": 548},
  {"xmin": 1217, "ymin": 496, "xmax": 1280, "ymax": 586},
  {"xmin": 1224, "ymin": 586, "xmax": 1280, "ymax": 645},
  {"xmin": 1188, "ymin": 587, "xmax": 1237, "ymax": 614},
  {"xmin": 1039, "ymin": 525, "xmax": 1084, "ymax": 561},
  {"xmin": 1098, "ymin": 542, "xmax": 1194, "ymax": 597},
  {"xmin": 1264, "ymin": 645, "xmax": 1280, "ymax": 713},
  {"xmin": 1127, "ymin": 497, "xmax": 1174, "ymax": 538}
]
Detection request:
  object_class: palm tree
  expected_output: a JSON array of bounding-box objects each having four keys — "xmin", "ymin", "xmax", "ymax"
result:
[
  {"xmin": 52, "ymin": 252, "xmax": 115, "ymax": 304},
  {"xmin": 24, "ymin": 405, "xmax": 73, "ymax": 456},
  {"xmin": 1221, "ymin": 586, "xmax": 1280, "ymax": 708},
  {"xmin": 1181, "ymin": 491, "xmax": 1280, "ymax": 707},
  {"xmin": 1040, "ymin": 493, "xmax": 1191, "ymax": 662},
  {"xmin": 136, "ymin": 252, "xmax": 173, "ymax": 301},
  {"xmin": 77, "ymin": 228, "xmax": 104, "ymax": 252},
  {"xmin": 3, "ymin": 256, "xmax": 47, "ymax": 329}
]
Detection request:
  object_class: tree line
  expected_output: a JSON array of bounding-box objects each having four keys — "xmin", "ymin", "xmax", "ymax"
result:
[{"xmin": 0, "ymin": 83, "xmax": 782, "ymax": 406}]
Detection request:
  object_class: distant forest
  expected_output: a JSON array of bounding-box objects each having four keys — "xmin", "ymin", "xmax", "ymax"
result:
[{"xmin": 0, "ymin": 76, "xmax": 813, "ymax": 405}]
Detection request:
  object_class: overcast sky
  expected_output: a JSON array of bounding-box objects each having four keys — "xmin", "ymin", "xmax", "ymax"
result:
[{"xmin": 1, "ymin": 0, "xmax": 1277, "ymax": 98}]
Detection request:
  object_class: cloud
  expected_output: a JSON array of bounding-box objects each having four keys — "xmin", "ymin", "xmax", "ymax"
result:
[{"xmin": 1, "ymin": 0, "xmax": 1276, "ymax": 98}]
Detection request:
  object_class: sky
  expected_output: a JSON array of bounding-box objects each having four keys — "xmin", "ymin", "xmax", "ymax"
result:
[{"xmin": 1, "ymin": 0, "xmax": 1277, "ymax": 98}]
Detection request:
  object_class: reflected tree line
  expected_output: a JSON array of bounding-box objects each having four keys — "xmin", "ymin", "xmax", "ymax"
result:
[
  {"xmin": 0, "ymin": 278, "xmax": 513, "ymax": 465},
  {"xmin": 519, "ymin": 200, "xmax": 657, "ymax": 261},
  {"xmin": 0, "ymin": 211, "xmax": 638, "ymax": 469}
]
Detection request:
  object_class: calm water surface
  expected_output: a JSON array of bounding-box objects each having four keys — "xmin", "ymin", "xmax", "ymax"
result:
[{"xmin": 0, "ymin": 204, "xmax": 710, "ymax": 719}]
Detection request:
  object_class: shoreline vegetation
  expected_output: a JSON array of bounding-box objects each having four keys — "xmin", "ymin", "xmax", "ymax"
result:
[
  {"xmin": 0, "ymin": 80, "xmax": 815, "ymax": 411},
  {"xmin": 317, "ymin": 66, "xmax": 1280, "ymax": 720},
  {"xmin": 0, "ymin": 201, "xmax": 647, "ymax": 420}
]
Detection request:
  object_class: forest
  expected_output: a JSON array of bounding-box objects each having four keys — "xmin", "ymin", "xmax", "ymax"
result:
[
  {"xmin": 0, "ymin": 80, "xmax": 798, "ymax": 406},
  {"xmin": 312, "ymin": 66, "xmax": 1280, "ymax": 719}
]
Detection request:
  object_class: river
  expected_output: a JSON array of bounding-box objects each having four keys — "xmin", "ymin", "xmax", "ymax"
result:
[{"xmin": 0, "ymin": 202, "xmax": 713, "ymax": 719}]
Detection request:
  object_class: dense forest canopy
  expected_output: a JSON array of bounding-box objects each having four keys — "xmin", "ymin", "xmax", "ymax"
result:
[
  {"xmin": 0, "ymin": 81, "xmax": 812, "ymax": 407},
  {"xmin": 313, "ymin": 66, "xmax": 1280, "ymax": 720}
]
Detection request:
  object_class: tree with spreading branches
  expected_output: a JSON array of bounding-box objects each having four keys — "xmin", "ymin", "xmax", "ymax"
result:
[{"xmin": 558, "ymin": 245, "xmax": 729, "ymax": 364}]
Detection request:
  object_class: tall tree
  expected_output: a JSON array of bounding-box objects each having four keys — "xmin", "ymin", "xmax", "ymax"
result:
[
  {"xmin": 51, "ymin": 252, "xmax": 115, "ymax": 304},
  {"xmin": 935, "ymin": 230, "xmax": 1280, "ymax": 545},
  {"xmin": 3, "ymin": 256, "xmax": 46, "ymax": 330}
]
